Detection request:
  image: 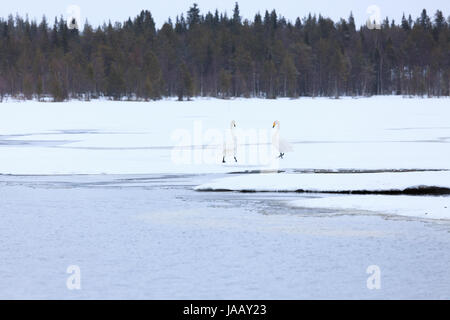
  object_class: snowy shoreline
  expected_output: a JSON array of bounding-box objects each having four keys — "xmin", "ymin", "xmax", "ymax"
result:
[{"xmin": 1, "ymin": 95, "xmax": 449, "ymax": 103}]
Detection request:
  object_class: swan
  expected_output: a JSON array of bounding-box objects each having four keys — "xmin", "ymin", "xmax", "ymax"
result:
[
  {"xmin": 272, "ymin": 120, "xmax": 293, "ymax": 159},
  {"xmin": 222, "ymin": 120, "xmax": 237, "ymax": 163}
]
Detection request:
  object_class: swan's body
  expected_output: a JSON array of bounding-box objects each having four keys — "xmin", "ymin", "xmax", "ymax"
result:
[
  {"xmin": 222, "ymin": 120, "xmax": 237, "ymax": 163},
  {"xmin": 272, "ymin": 120, "xmax": 293, "ymax": 159}
]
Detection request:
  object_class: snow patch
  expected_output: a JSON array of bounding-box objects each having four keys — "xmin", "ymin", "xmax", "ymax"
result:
[
  {"xmin": 194, "ymin": 171, "xmax": 450, "ymax": 194},
  {"xmin": 289, "ymin": 195, "xmax": 450, "ymax": 220}
]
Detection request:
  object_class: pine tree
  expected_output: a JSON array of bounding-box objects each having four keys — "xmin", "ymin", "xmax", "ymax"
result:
[
  {"xmin": 232, "ymin": 2, "xmax": 241, "ymax": 25},
  {"xmin": 107, "ymin": 67, "xmax": 125, "ymax": 100},
  {"xmin": 187, "ymin": 3, "xmax": 200, "ymax": 28},
  {"xmin": 401, "ymin": 13, "xmax": 410, "ymax": 30},
  {"xmin": 177, "ymin": 62, "xmax": 193, "ymax": 101},
  {"xmin": 219, "ymin": 68, "xmax": 232, "ymax": 98}
]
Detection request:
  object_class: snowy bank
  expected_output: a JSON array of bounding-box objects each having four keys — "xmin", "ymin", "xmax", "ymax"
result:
[
  {"xmin": 289, "ymin": 195, "xmax": 450, "ymax": 220},
  {"xmin": 194, "ymin": 171, "xmax": 450, "ymax": 194}
]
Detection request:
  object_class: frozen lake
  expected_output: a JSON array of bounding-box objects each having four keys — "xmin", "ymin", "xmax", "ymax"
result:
[
  {"xmin": 1, "ymin": 97, "xmax": 449, "ymax": 174},
  {"xmin": 0, "ymin": 173, "xmax": 449, "ymax": 299},
  {"xmin": 0, "ymin": 97, "xmax": 449, "ymax": 299}
]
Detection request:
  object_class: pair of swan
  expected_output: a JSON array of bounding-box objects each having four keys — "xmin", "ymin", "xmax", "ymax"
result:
[{"xmin": 222, "ymin": 120, "xmax": 293, "ymax": 163}]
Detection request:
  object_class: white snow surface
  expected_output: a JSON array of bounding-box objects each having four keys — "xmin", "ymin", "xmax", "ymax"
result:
[
  {"xmin": 194, "ymin": 171, "xmax": 450, "ymax": 192},
  {"xmin": 1, "ymin": 96, "xmax": 450, "ymax": 174},
  {"xmin": 289, "ymin": 195, "xmax": 450, "ymax": 220}
]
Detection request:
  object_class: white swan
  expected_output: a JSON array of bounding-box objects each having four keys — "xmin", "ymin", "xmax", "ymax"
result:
[
  {"xmin": 272, "ymin": 120, "xmax": 293, "ymax": 159},
  {"xmin": 222, "ymin": 120, "xmax": 237, "ymax": 163}
]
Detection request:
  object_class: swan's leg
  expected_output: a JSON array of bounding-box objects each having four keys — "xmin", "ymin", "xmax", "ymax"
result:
[
  {"xmin": 222, "ymin": 156, "xmax": 226, "ymax": 163},
  {"xmin": 234, "ymin": 156, "xmax": 237, "ymax": 162},
  {"xmin": 278, "ymin": 153, "xmax": 284, "ymax": 159}
]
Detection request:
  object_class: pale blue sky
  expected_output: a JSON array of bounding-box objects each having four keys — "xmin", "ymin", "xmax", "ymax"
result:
[{"xmin": 1, "ymin": 0, "xmax": 449, "ymax": 28}]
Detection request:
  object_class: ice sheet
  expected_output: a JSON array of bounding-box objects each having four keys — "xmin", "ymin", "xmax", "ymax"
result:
[
  {"xmin": 194, "ymin": 171, "xmax": 450, "ymax": 193},
  {"xmin": 289, "ymin": 195, "xmax": 450, "ymax": 220}
]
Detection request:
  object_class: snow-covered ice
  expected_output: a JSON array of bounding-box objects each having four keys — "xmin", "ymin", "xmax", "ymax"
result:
[
  {"xmin": 194, "ymin": 171, "xmax": 450, "ymax": 193},
  {"xmin": 289, "ymin": 195, "xmax": 450, "ymax": 220},
  {"xmin": 195, "ymin": 170, "xmax": 450, "ymax": 220}
]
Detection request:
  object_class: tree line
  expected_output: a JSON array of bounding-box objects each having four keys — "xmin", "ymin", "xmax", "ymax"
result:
[{"xmin": 0, "ymin": 3, "xmax": 449, "ymax": 101}]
